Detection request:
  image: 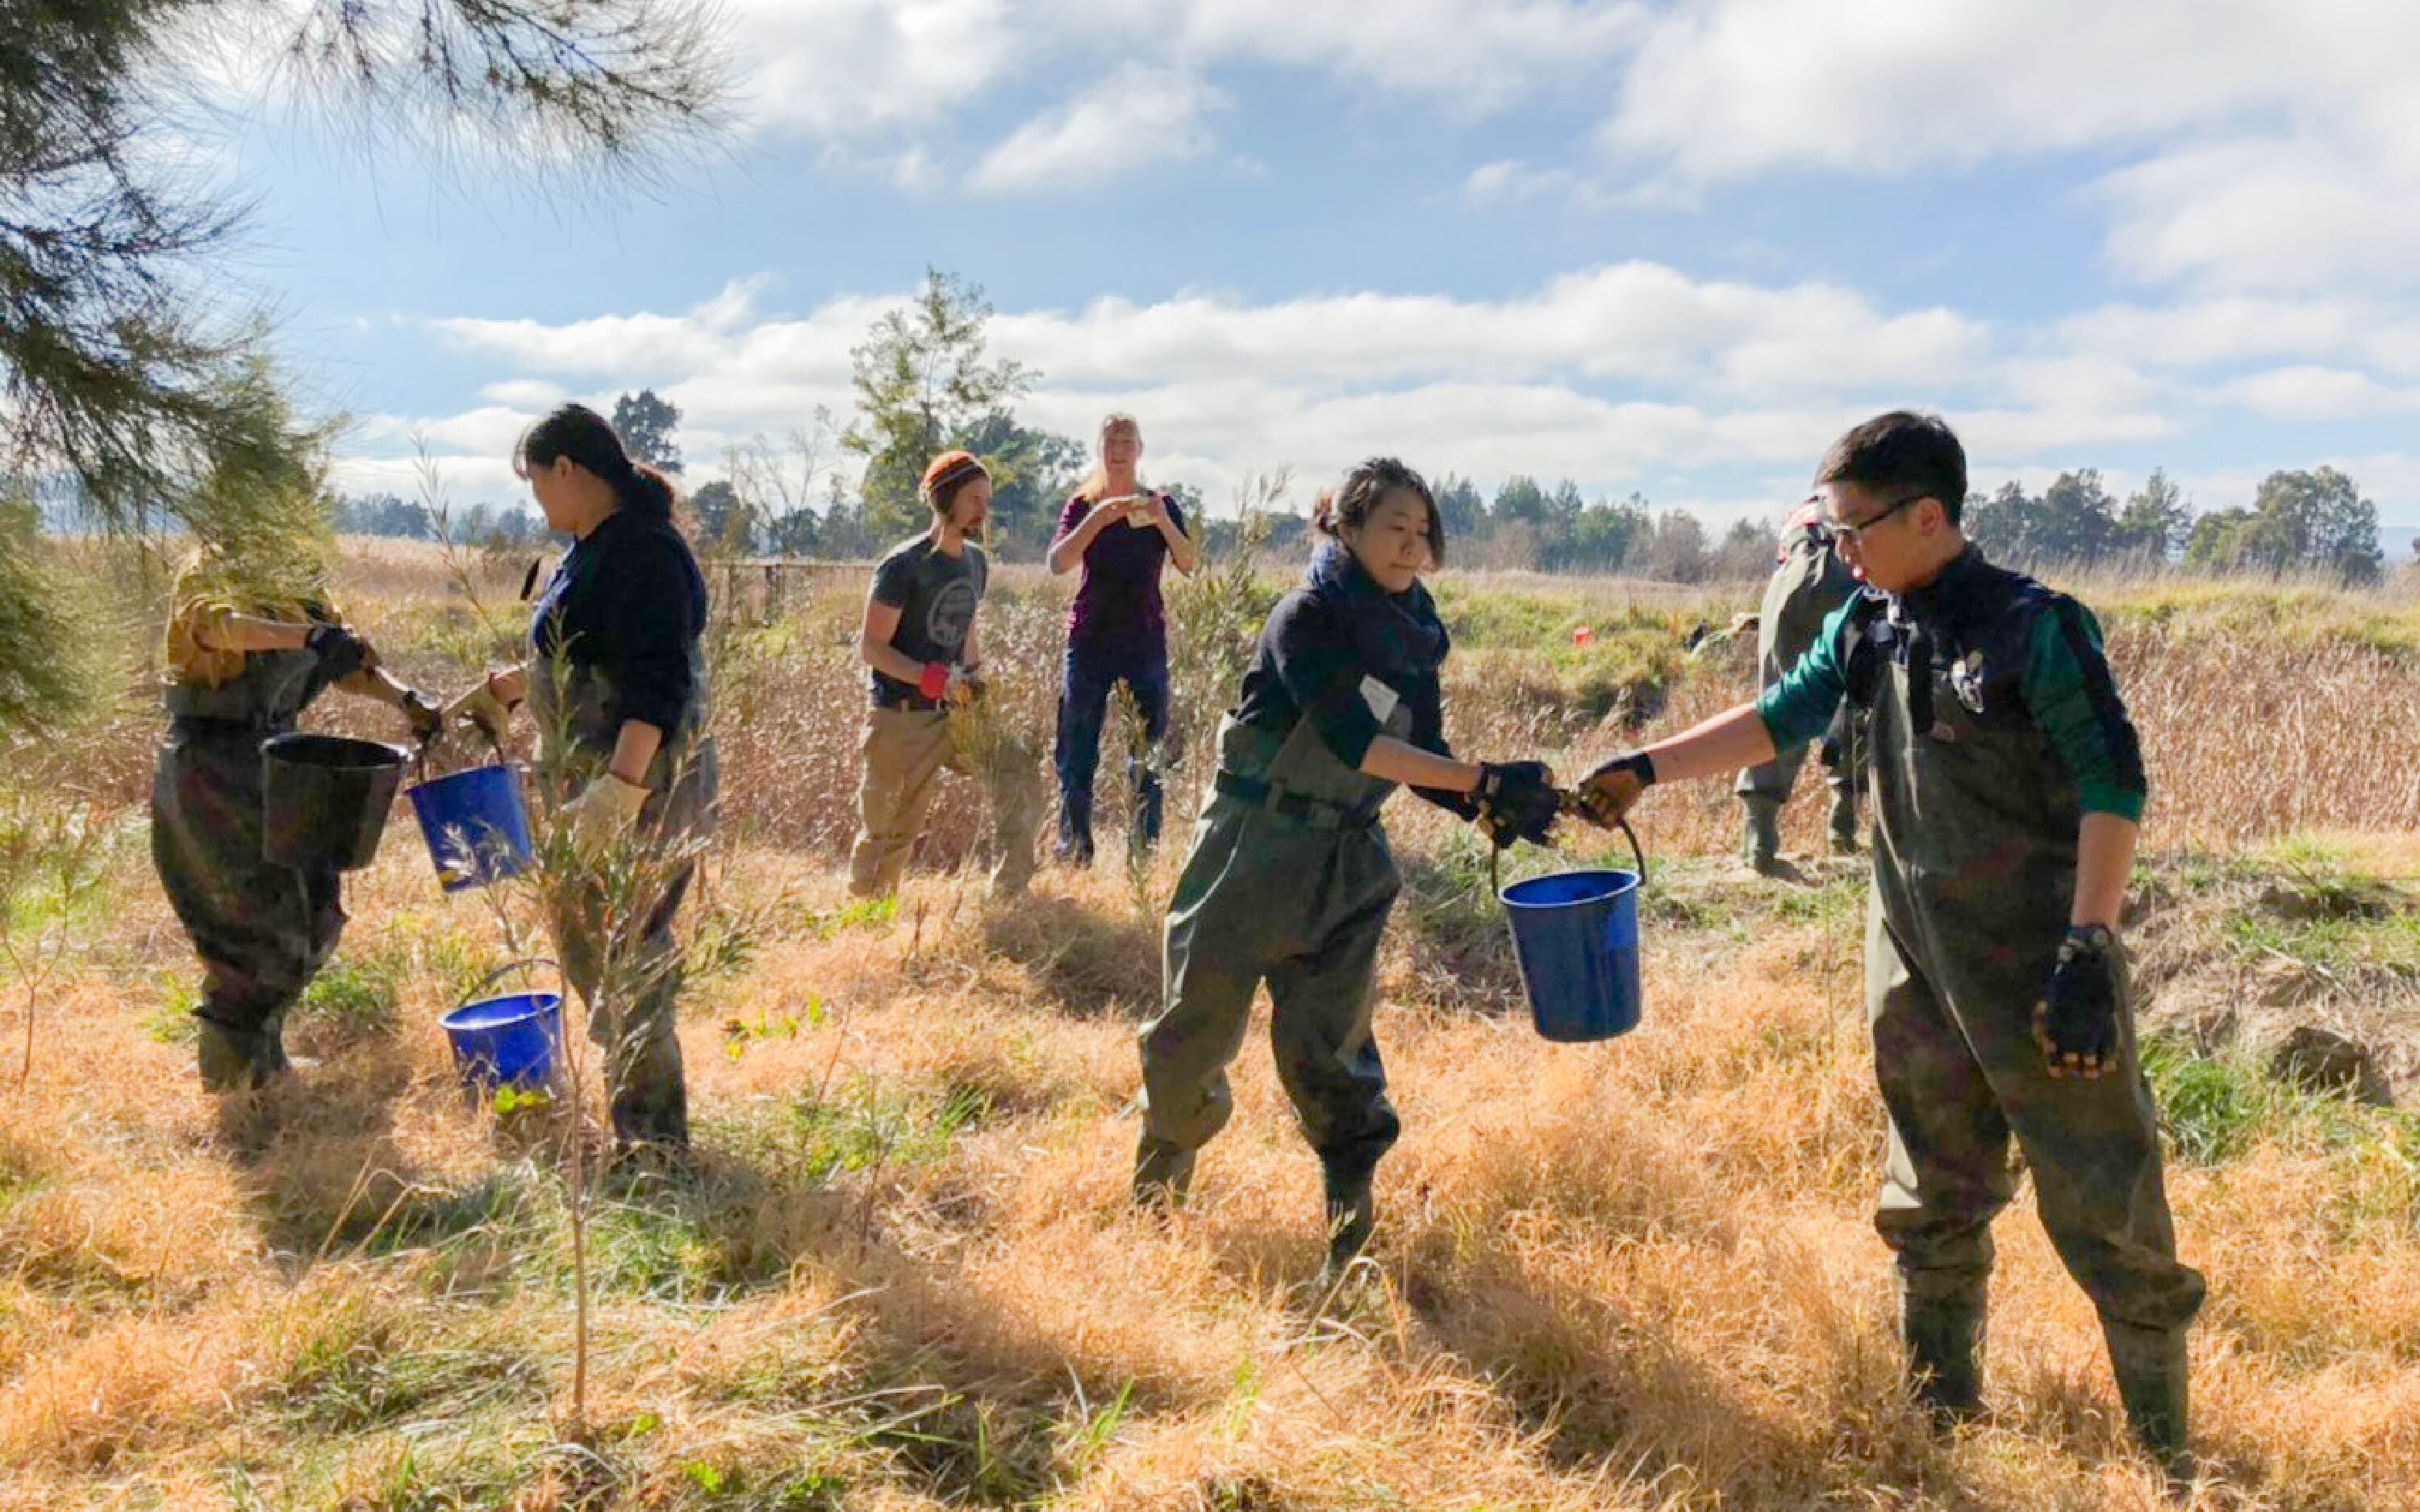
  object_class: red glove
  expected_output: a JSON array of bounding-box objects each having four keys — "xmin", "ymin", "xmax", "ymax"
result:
[{"xmin": 917, "ymin": 662, "xmax": 951, "ymax": 701}]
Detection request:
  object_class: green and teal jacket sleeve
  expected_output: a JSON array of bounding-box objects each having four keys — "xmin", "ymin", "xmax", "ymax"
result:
[
  {"xmin": 1755, "ymin": 598, "xmax": 1854, "ymax": 750},
  {"xmin": 2022, "ymin": 600, "xmax": 2147, "ymax": 821}
]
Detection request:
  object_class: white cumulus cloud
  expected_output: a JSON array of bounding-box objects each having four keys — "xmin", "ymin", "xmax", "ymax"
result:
[{"xmin": 971, "ymin": 65, "xmax": 1225, "ymax": 195}]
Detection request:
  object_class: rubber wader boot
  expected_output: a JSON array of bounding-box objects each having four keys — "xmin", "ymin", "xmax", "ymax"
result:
[
  {"xmin": 1133, "ymin": 1135, "xmax": 1195, "ymax": 1211},
  {"xmin": 1742, "ymin": 797, "xmax": 1784, "ymax": 874},
  {"xmin": 2104, "ymin": 1320, "xmax": 2193, "ymax": 1477},
  {"xmin": 1319, "ymin": 1155, "xmax": 1379, "ymax": 1285},
  {"xmin": 196, "ymin": 1017, "xmax": 291, "ymax": 1093},
  {"xmin": 1829, "ymin": 787, "xmax": 1860, "ymax": 854},
  {"xmin": 1902, "ymin": 1292, "xmax": 1988, "ymax": 1426}
]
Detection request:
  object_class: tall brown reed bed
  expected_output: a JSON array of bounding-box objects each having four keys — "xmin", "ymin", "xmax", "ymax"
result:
[{"xmin": 20, "ymin": 536, "xmax": 2420, "ymax": 868}]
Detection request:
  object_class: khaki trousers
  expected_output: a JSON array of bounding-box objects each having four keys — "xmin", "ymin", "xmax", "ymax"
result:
[{"xmin": 849, "ymin": 706, "xmax": 1041, "ymax": 898}]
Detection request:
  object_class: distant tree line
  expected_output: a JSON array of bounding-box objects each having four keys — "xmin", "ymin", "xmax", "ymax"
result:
[
  {"xmin": 328, "ymin": 268, "xmax": 2394, "ymax": 587},
  {"xmin": 1966, "ymin": 466, "xmax": 2385, "ymax": 585}
]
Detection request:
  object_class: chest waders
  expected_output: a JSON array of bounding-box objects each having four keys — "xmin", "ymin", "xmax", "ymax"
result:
[
  {"xmin": 1855, "ymin": 602, "xmax": 2201, "ymax": 1460},
  {"xmin": 1137, "ymin": 702, "xmax": 1412, "ymax": 1271},
  {"xmin": 531, "ymin": 649, "xmax": 718, "ymax": 1151},
  {"xmin": 1737, "ymin": 540, "xmax": 1864, "ymax": 865},
  {"xmin": 151, "ymin": 647, "xmax": 344, "ymax": 1089}
]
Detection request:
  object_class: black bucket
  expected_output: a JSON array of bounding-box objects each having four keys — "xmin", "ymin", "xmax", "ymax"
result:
[{"xmin": 261, "ymin": 733, "xmax": 408, "ymax": 872}]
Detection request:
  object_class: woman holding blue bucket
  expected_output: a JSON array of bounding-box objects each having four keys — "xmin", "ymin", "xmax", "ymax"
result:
[
  {"xmin": 152, "ymin": 534, "xmax": 441, "ymax": 1092},
  {"xmin": 469, "ymin": 402, "xmax": 716, "ymax": 1160},
  {"xmin": 1134, "ymin": 456, "xmax": 1564, "ymax": 1282}
]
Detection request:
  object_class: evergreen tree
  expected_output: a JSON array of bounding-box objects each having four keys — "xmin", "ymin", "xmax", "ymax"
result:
[
  {"xmin": 2116, "ymin": 469, "xmax": 2191, "ymax": 560},
  {"xmin": 842, "ymin": 269, "xmax": 1035, "ymax": 543},
  {"xmin": 611, "ymin": 389, "xmax": 685, "ymax": 473},
  {"xmin": 0, "ymin": 0, "xmax": 727, "ymax": 733}
]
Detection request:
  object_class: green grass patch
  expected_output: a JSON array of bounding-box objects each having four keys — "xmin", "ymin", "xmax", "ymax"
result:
[
  {"xmin": 2102, "ymin": 585, "xmax": 2420, "ymax": 662},
  {"xmin": 2221, "ymin": 908, "xmax": 2420, "ymax": 977},
  {"xmin": 1769, "ymin": 868, "xmax": 1867, "ymax": 929},
  {"xmin": 298, "ymin": 927, "xmax": 511, "ymax": 1035},
  {"xmin": 2143, "ymin": 1035, "xmax": 2420, "ymax": 1166},
  {"xmin": 803, "ymin": 895, "xmax": 897, "ymax": 937},
  {"xmin": 144, "ymin": 974, "xmax": 203, "ymax": 1043},
  {"xmin": 358, "ymin": 1166, "xmax": 550, "ymax": 1260},
  {"xmin": 299, "ymin": 953, "xmax": 407, "ymax": 1034},
  {"xmin": 282, "ymin": 1310, "xmax": 540, "ymax": 1433}
]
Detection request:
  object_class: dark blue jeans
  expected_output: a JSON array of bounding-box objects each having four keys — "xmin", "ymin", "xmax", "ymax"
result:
[{"xmin": 1054, "ymin": 647, "xmax": 1170, "ymax": 861}]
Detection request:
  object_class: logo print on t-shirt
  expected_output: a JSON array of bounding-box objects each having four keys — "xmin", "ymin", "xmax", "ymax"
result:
[{"xmin": 924, "ymin": 579, "xmax": 978, "ymax": 654}]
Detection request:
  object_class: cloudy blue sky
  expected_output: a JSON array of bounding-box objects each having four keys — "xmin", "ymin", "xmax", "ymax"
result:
[{"xmin": 219, "ymin": 0, "xmax": 2420, "ymax": 531}]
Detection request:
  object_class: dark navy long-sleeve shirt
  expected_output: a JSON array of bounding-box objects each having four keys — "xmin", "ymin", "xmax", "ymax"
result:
[
  {"xmin": 1231, "ymin": 564, "xmax": 1475, "ymax": 816},
  {"xmin": 532, "ymin": 510, "xmax": 707, "ymax": 734}
]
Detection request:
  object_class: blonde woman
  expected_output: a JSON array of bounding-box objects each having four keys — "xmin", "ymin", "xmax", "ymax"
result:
[{"xmin": 1045, "ymin": 414, "xmax": 1196, "ymax": 864}]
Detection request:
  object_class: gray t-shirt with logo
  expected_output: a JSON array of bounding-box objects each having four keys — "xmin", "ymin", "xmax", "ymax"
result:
[{"xmin": 869, "ymin": 535, "xmax": 988, "ymax": 707}]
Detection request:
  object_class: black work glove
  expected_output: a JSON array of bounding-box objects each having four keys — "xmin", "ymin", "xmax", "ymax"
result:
[
  {"xmin": 399, "ymin": 688, "xmax": 442, "ymax": 741},
  {"xmin": 304, "ymin": 623, "xmax": 372, "ymax": 681},
  {"xmin": 2032, "ymin": 925, "xmax": 2121, "ymax": 1079},
  {"xmin": 1475, "ymin": 760, "xmax": 1562, "ymax": 848}
]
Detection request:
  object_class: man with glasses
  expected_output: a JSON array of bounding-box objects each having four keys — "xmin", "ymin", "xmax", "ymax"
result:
[
  {"xmin": 1735, "ymin": 495, "xmax": 1866, "ymax": 873},
  {"xmin": 1576, "ymin": 412, "xmax": 2203, "ymax": 1477}
]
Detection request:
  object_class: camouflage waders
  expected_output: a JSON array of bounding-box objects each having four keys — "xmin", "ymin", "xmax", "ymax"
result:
[
  {"xmin": 532, "ymin": 652, "xmax": 718, "ymax": 1152},
  {"xmin": 1137, "ymin": 708, "xmax": 1409, "ymax": 1268},
  {"xmin": 1855, "ymin": 594, "xmax": 2202, "ymax": 1454},
  {"xmin": 1737, "ymin": 538, "xmax": 1863, "ymax": 863},
  {"xmin": 151, "ymin": 645, "xmax": 348, "ymax": 1090}
]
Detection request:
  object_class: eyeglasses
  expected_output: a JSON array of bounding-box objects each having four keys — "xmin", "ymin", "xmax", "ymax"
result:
[{"xmin": 1817, "ymin": 492, "xmax": 1931, "ymax": 547}]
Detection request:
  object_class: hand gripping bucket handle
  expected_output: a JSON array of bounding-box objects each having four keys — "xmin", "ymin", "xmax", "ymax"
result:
[
  {"xmin": 1498, "ymin": 819, "xmax": 1649, "ymax": 1043},
  {"xmin": 440, "ymin": 957, "xmax": 565, "ymax": 1089}
]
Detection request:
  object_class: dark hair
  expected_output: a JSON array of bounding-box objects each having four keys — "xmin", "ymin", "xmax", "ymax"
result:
[
  {"xmin": 1815, "ymin": 410, "xmax": 1967, "ymax": 526},
  {"xmin": 516, "ymin": 402, "xmax": 678, "ymax": 522},
  {"xmin": 1312, "ymin": 456, "xmax": 1446, "ymax": 566}
]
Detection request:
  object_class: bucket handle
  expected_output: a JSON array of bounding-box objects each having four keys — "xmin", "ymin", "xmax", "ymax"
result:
[
  {"xmin": 1489, "ymin": 798, "xmax": 1648, "ymax": 897},
  {"xmin": 1611, "ymin": 816, "xmax": 1647, "ymax": 888},
  {"xmin": 415, "ymin": 721, "xmax": 512, "ymax": 785},
  {"xmin": 458, "ymin": 956, "xmax": 561, "ymax": 1005}
]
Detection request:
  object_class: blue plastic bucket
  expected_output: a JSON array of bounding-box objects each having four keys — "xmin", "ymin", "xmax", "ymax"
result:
[
  {"xmin": 1500, "ymin": 868, "xmax": 1644, "ymax": 1042},
  {"xmin": 407, "ymin": 764, "xmax": 533, "ymax": 890},
  {"xmin": 440, "ymin": 991, "xmax": 563, "ymax": 1088}
]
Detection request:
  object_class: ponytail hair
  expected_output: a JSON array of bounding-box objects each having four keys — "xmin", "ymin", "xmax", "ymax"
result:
[
  {"xmin": 515, "ymin": 402, "xmax": 678, "ymax": 522},
  {"xmin": 1313, "ymin": 456, "xmax": 1446, "ymax": 566}
]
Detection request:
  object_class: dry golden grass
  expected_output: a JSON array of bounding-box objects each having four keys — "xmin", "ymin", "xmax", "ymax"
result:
[{"xmin": 5, "ymin": 543, "xmax": 2420, "ymax": 1508}]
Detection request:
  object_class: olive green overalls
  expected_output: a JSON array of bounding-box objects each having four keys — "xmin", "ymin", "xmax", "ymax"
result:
[
  {"xmin": 1737, "ymin": 532, "xmax": 1862, "ymax": 856},
  {"xmin": 152, "ymin": 643, "xmax": 349, "ymax": 1089},
  {"xmin": 1136, "ymin": 703, "xmax": 1411, "ymax": 1218},
  {"xmin": 532, "ymin": 648, "xmax": 718, "ymax": 1150},
  {"xmin": 1850, "ymin": 585, "xmax": 2202, "ymax": 1453}
]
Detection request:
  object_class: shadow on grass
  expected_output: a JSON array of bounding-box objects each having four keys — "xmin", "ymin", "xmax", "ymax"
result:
[
  {"xmin": 225, "ymin": 1065, "xmax": 1219, "ymax": 1508},
  {"xmin": 977, "ymin": 889, "xmax": 1160, "ymax": 1020}
]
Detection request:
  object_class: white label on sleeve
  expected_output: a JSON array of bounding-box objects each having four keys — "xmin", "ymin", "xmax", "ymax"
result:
[{"xmin": 1358, "ymin": 676, "xmax": 1400, "ymax": 724}]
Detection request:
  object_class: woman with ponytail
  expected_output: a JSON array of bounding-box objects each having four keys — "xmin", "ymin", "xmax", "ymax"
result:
[
  {"xmin": 469, "ymin": 402, "xmax": 716, "ymax": 1159},
  {"xmin": 1134, "ymin": 457, "xmax": 1564, "ymax": 1285}
]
